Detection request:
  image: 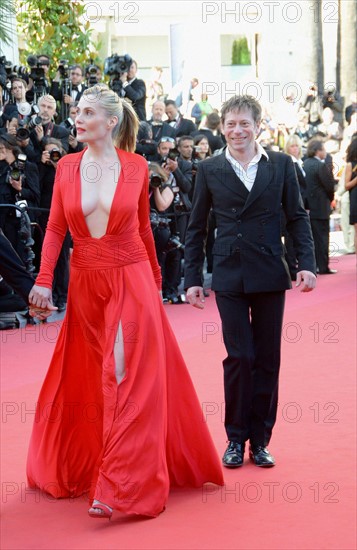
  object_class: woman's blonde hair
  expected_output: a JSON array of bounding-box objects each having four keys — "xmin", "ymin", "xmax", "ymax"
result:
[
  {"xmin": 82, "ymin": 84, "xmax": 139, "ymax": 152},
  {"xmin": 284, "ymin": 134, "xmax": 303, "ymax": 158}
]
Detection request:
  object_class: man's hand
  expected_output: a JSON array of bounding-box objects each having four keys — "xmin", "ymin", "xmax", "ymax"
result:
[
  {"xmin": 296, "ymin": 271, "xmax": 317, "ymax": 292},
  {"xmin": 9, "ymin": 176, "xmax": 22, "ymax": 192},
  {"xmin": 165, "ymin": 158, "xmax": 178, "ymax": 172},
  {"xmin": 186, "ymin": 286, "xmax": 205, "ymax": 309},
  {"xmin": 29, "ymin": 305, "xmax": 57, "ymax": 321},
  {"xmin": 68, "ymin": 134, "xmax": 78, "ymax": 148},
  {"xmin": 63, "ymin": 94, "xmax": 72, "ymax": 104},
  {"xmin": 119, "ymin": 72, "xmax": 128, "ymax": 84},
  {"xmin": 35, "ymin": 125, "xmax": 44, "ymax": 142}
]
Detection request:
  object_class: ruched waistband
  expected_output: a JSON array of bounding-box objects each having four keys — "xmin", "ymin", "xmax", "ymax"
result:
[{"xmin": 71, "ymin": 234, "xmax": 148, "ymax": 270}]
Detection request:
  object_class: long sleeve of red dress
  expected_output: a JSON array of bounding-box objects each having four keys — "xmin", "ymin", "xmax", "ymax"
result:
[{"xmin": 35, "ymin": 165, "xmax": 68, "ymax": 289}]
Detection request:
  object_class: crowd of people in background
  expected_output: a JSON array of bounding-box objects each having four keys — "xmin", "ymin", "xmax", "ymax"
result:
[{"xmin": 0, "ymin": 53, "xmax": 356, "ymax": 326}]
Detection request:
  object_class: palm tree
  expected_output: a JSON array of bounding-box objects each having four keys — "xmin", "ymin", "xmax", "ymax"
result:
[{"xmin": 0, "ymin": 0, "xmax": 16, "ymax": 46}]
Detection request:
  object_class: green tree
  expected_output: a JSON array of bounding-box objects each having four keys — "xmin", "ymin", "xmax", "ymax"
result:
[
  {"xmin": 231, "ymin": 37, "xmax": 251, "ymax": 65},
  {"xmin": 16, "ymin": 0, "xmax": 101, "ymax": 73},
  {"xmin": 0, "ymin": 0, "xmax": 16, "ymax": 46}
]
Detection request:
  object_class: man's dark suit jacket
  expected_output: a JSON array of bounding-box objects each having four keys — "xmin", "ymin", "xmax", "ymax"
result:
[
  {"xmin": 184, "ymin": 151, "xmax": 316, "ymax": 293},
  {"xmin": 171, "ymin": 116, "xmax": 196, "ymax": 137},
  {"xmin": 191, "ymin": 128, "xmax": 225, "ymax": 153},
  {"xmin": 123, "ymin": 78, "xmax": 147, "ymax": 121},
  {"xmin": 149, "ymin": 121, "xmax": 176, "ymax": 142},
  {"xmin": 303, "ymin": 157, "xmax": 335, "ymax": 219}
]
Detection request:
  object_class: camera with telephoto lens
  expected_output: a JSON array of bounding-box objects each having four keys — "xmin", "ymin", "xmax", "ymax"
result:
[
  {"xmin": 149, "ymin": 172, "xmax": 165, "ymax": 189},
  {"xmin": 49, "ymin": 149, "xmax": 62, "ymax": 162},
  {"xmin": 16, "ymin": 120, "xmax": 30, "ymax": 141},
  {"xmin": 27, "ymin": 105, "xmax": 43, "ymax": 130},
  {"xmin": 57, "ymin": 59, "xmax": 69, "ymax": 79},
  {"xmin": 8, "ymin": 153, "xmax": 27, "ymax": 183},
  {"xmin": 161, "ymin": 148, "xmax": 180, "ymax": 164},
  {"xmin": 104, "ymin": 54, "xmax": 132, "ymax": 77}
]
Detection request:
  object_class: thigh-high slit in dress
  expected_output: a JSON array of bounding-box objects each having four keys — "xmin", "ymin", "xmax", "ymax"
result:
[{"xmin": 26, "ymin": 149, "xmax": 223, "ymax": 517}]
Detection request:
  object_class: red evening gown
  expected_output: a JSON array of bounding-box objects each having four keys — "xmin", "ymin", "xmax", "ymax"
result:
[{"xmin": 26, "ymin": 149, "xmax": 223, "ymax": 517}]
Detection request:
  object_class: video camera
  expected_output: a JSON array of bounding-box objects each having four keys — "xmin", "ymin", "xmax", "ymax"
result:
[
  {"xmin": 26, "ymin": 55, "xmax": 47, "ymax": 85},
  {"xmin": 57, "ymin": 59, "xmax": 70, "ymax": 80},
  {"xmin": 104, "ymin": 54, "xmax": 132, "ymax": 94},
  {"xmin": 104, "ymin": 54, "xmax": 132, "ymax": 77},
  {"xmin": 86, "ymin": 64, "xmax": 99, "ymax": 86}
]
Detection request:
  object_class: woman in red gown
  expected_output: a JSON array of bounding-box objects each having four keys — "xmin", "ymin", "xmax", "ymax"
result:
[{"xmin": 27, "ymin": 84, "xmax": 223, "ymax": 519}]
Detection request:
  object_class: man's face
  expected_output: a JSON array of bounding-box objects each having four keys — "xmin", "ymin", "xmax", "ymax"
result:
[
  {"xmin": 178, "ymin": 139, "xmax": 193, "ymax": 160},
  {"xmin": 158, "ymin": 141, "xmax": 174, "ymax": 158},
  {"xmin": 69, "ymin": 106, "xmax": 78, "ymax": 120},
  {"xmin": 70, "ymin": 68, "xmax": 83, "ymax": 86},
  {"xmin": 38, "ymin": 98, "xmax": 56, "ymax": 123},
  {"xmin": 316, "ymin": 145, "xmax": 327, "ymax": 160},
  {"xmin": 152, "ymin": 102, "xmax": 165, "ymax": 122},
  {"xmin": 165, "ymin": 104, "xmax": 177, "ymax": 121},
  {"xmin": 127, "ymin": 62, "xmax": 137, "ymax": 80},
  {"xmin": 12, "ymin": 81, "xmax": 26, "ymax": 101},
  {"xmin": 222, "ymin": 108, "xmax": 260, "ymax": 157}
]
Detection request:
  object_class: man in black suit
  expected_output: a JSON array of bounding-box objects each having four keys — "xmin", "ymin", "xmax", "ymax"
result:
[
  {"xmin": 148, "ymin": 100, "xmax": 176, "ymax": 142},
  {"xmin": 184, "ymin": 95, "xmax": 316, "ymax": 468},
  {"xmin": 29, "ymin": 95, "xmax": 70, "ymax": 162},
  {"xmin": 119, "ymin": 60, "xmax": 147, "ymax": 121},
  {"xmin": 303, "ymin": 139, "xmax": 336, "ymax": 274},
  {"xmin": 50, "ymin": 64, "xmax": 87, "ymax": 106},
  {"xmin": 165, "ymin": 100, "xmax": 196, "ymax": 137}
]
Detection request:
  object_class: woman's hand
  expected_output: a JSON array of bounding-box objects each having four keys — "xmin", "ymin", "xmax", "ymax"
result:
[
  {"xmin": 29, "ymin": 284, "xmax": 56, "ymax": 310},
  {"xmin": 41, "ymin": 150, "xmax": 50, "ymax": 164}
]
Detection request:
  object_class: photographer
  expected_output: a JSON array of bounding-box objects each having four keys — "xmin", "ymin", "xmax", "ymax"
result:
[
  {"xmin": 38, "ymin": 137, "xmax": 70, "ymax": 311},
  {"xmin": 135, "ymin": 121, "xmax": 157, "ymax": 158},
  {"xmin": 26, "ymin": 54, "xmax": 51, "ymax": 104},
  {"xmin": 148, "ymin": 100, "xmax": 176, "ymax": 143},
  {"xmin": 150, "ymin": 137, "xmax": 192, "ymax": 303},
  {"xmin": 4, "ymin": 116, "xmax": 38, "ymax": 162},
  {"xmin": 148, "ymin": 162, "xmax": 175, "ymax": 300},
  {"xmin": 118, "ymin": 59, "xmax": 147, "ymax": 121},
  {"xmin": 51, "ymin": 64, "xmax": 87, "ymax": 109},
  {"xmin": 1, "ymin": 78, "xmax": 31, "ymax": 123},
  {"xmin": 29, "ymin": 95, "xmax": 69, "ymax": 162},
  {"xmin": 59, "ymin": 103, "xmax": 84, "ymax": 153},
  {"xmin": 0, "ymin": 134, "xmax": 40, "ymax": 265}
]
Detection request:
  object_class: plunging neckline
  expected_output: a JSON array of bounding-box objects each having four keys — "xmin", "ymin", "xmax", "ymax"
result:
[{"xmin": 79, "ymin": 148, "xmax": 123, "ymax": 240}]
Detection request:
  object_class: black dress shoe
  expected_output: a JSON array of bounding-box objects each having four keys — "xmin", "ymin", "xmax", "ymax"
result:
[
  {"xmin": 319, "ymin": 269, "xmax": 337, "ymax": 274},
  {"xmin": 249, "ymin": 445, "xmax": 275, "ymax": 467},
  {"xmin": 222, "ymin": 441, "xmax": 245, "ymax": 468}
]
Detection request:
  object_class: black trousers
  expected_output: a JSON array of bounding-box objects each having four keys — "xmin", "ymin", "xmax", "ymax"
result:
[
  {"xmin": 215, "ymin": 290, "xmax": 286, "ymax": 446},
  {"xmin": 310, "ymin": 218, "xmax": 330, "ymax": 273}
]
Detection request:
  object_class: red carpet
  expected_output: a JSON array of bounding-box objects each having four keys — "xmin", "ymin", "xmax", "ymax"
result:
[{"xmin": 1, "ymin": 254, "xmax": 356, "ymax": 549}]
